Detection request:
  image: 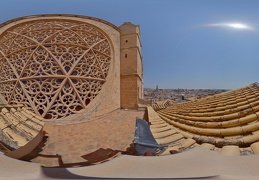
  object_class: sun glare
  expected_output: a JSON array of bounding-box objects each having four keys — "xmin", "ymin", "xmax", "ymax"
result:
[{"xmin": 206, "ymin": 22, "xmax": 254, "ymax": 31}]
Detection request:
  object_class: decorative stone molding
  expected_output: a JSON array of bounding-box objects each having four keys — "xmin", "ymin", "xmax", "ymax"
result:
[{"xmin": 0, "ymin": 16, "xmax": 114, "ymax": 120}]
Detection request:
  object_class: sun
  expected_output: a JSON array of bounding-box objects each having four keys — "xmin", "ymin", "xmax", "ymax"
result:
[{"xmin": 226, "ymin": 23, "xmax": 252, "ymax": 30}]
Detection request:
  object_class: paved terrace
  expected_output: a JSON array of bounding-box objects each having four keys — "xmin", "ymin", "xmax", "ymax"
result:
[{"xmin": 29, "ymin": 109, "xmax": 144, "ymax": 167}]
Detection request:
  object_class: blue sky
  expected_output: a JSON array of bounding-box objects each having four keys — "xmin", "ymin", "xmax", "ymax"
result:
[{"xmin": 0, "ymin": 0, "xmax": 259, "ymax": 89}]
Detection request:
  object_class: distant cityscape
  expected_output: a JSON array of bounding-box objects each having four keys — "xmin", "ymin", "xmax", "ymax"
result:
[{"xmin": 144, "ymin": 85, "xmax": 229, "ymax": 102}]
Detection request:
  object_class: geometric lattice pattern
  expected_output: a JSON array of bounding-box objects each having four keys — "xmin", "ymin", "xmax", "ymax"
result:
[{"xmin": 0, "ymin": 19, "xmax": 111, "ymax": 120}]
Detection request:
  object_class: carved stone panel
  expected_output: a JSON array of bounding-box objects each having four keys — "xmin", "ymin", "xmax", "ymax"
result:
[{"xmin": 0, "ymin": 19, "xmax": 112, "ymax": 120}]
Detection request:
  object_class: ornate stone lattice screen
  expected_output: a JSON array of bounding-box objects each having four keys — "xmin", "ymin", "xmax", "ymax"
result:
[{"xmin": 0, "ymin": 18, "xmax": 112, "ymax": 120}]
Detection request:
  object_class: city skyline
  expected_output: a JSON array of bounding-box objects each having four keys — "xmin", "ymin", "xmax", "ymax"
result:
[{"xmin": 0, "ymin": 0, "xmax": 259, "ymax": 89}]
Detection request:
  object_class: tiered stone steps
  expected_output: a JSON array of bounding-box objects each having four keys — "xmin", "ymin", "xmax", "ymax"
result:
[
  {"xmin": 152, "ymin": 99, "xmax": 172, "ymax": 111},
  {"xmin": 148, "ymin": 83, "xmax": 259, "ymax": 156},
  {"xmin": 0, "ymin": 102, "xmax": 44, "ymax": 158},
  {"xmin": 147, "ymin": 106, "xmax": 197, "ymax": 155}
]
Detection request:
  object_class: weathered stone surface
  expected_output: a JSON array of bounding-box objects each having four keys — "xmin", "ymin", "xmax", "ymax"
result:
[
  {"xmin": 250, "ymin": 142, "xmax": 259, "ymax": 154},
  {"xmin": 31, "ymin": 109, "xmax": 144, "ymax": 167},
  {"xmin": 220, "ymin": 146, "xmax": 240, "ymax": 156}
]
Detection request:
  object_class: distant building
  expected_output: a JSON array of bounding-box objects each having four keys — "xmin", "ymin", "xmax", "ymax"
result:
[{"xmin": 156, "ymin": 85, "xmax": 159, "ymax": 91}]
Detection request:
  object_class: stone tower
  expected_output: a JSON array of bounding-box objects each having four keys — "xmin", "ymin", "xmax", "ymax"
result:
[{"xmin": 119, "ymin": 22, "xmax": 144, "ymax": 109}]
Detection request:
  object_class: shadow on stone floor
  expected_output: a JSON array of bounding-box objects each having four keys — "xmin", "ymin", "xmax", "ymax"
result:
[
  {"xmin": 41, "ymin": 167, "xmax": 101, "ymax": 179},
  {"xmin": 40, "ymin": 148, "xmax": 123, "ymax": 168}
]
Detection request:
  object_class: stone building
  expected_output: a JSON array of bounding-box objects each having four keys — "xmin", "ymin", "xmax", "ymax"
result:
[
  {"xmin": 0, "ymin": 14, "xmax": 144, "ymax": 121},
  {"xmin": 1, "ymin": 14, "xmax": 259, "ymax": 179},
  {"xmin": 0, "ymin": 14, "xmax": 145, "ymax": 164}
]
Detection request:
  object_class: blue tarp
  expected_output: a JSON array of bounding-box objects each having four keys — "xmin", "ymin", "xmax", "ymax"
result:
[{"xmin": 134, "ymin": 119, "xmax": 163, "ymax": 155}]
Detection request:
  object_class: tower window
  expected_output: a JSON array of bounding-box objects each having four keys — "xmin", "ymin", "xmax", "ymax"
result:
[{"xmin": 125, "ymin": 54, "xmax": 127, "ymax": 58}]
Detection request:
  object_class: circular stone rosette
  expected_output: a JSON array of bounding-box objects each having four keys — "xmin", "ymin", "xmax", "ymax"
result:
[{"xmin": 0, "ymin": 16, "xmax": 112, "ymax": 120}]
